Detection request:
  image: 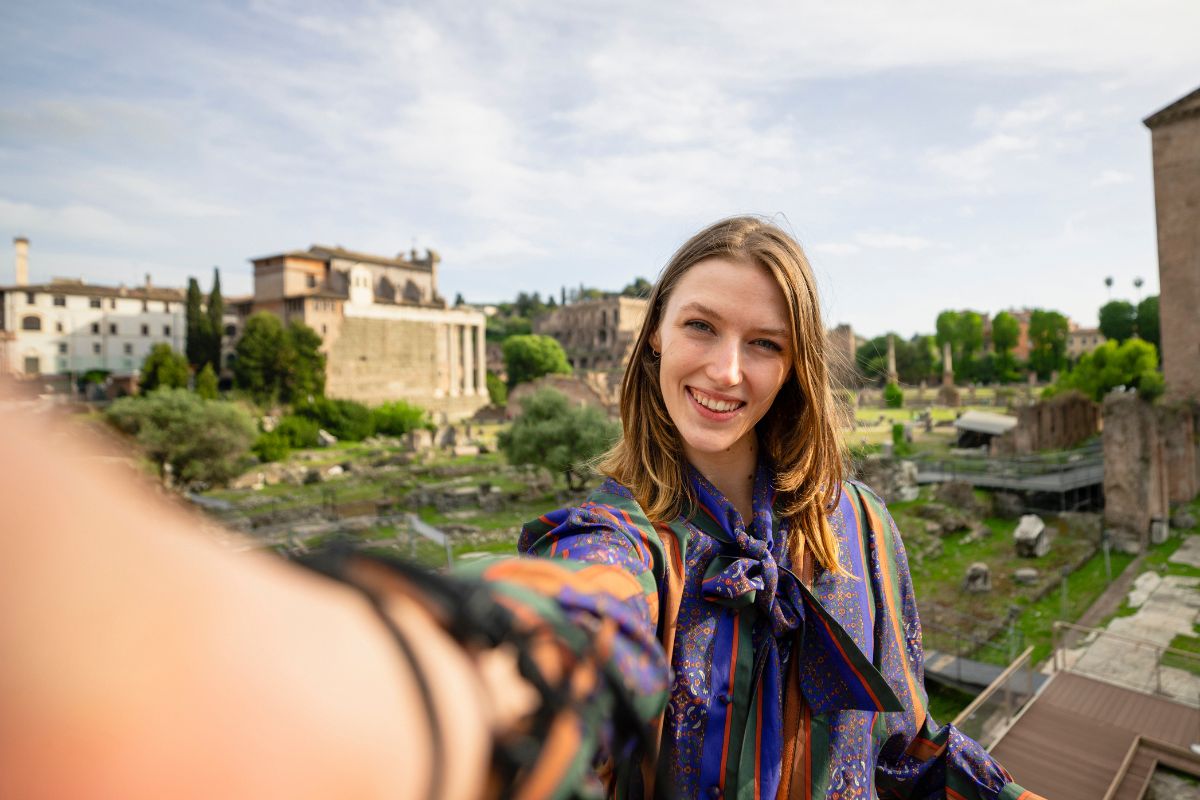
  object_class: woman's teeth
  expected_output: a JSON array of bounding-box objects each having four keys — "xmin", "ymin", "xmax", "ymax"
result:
[{"xmin": 690, "ymin": 388, "xmax": 742, "ymax": 413}]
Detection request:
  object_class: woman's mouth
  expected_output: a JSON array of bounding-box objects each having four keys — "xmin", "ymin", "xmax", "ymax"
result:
[{"xmin": 687, "ymin": 387, "xmax": 745, "ymax": 419}]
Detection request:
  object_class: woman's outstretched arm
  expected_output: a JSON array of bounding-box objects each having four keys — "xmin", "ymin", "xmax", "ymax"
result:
[{"xmin": 0, "ymin": 410, "xmax": 496, "ymax": 800}]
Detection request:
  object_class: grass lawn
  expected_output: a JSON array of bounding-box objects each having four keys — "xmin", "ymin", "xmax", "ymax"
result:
[{"xmin": 1163, "ymin": 626, "xmax": 1200, "ymax": 676}]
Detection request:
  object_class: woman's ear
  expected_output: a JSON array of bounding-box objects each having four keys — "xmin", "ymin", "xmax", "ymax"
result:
[{"xmin": 649, "ymin": 328, "xmax": 662, "ymax": 354}]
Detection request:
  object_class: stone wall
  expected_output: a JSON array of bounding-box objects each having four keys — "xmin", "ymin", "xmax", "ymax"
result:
[
  {"xmin": 1103, "ymin": 392, "xmax": 1164, "ymax": 546},
  {"xmin": 325, "ymin": 316, "xmax": 488, "ymax": 421},
  {"xmin": 991, "ymin": 392, "xmax": 1100, "ymax": 455},
  {"xmin": 1145, "ymin": 88, "xmax": 1200, "ymax": 402},
  {"xmin": 1102, "ymin": 391, "xmax": 1194, "ymax": 548}
]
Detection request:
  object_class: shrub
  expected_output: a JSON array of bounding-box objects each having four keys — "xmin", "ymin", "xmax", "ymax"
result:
[
  {"xmin": 293, "ymin": 397, "xmax": 374, "ymax": 441},
  {"xmin": 502, "ymin": 334, "xmax": 572, "ymax": 388},
  {"xmin": 373, "ymin": 400, "xmax": 431, "ymax": 436},
  {"xmin": 252, "ymin": 431, "xmax": 291, "ymax": 463},
  {"xmin": 486, "ymin": 371, "xmax": 508, "ymax": 406},
  {"xmin": 106, "ymin": 389, "xmax": 256, "ymax": 486},
  {"xmin": 883, "ymin": 382, "xmax": 904, "ymax": 408},
  {"xmin": 275, "ymin": 414, "xmax": 321, "ymax": 448}
]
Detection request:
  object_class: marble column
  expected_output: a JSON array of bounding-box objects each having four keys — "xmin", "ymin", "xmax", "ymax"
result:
[
  {"xmin": 461, "ymin": 323, "xmax": 474, "ymax": 395},
  {"xmin": 448, "ymin": 324, "xmax": 460, "ymax": 397},
  {"xmin": 476, "ymin": 324, "xmax": 487, "ymax": 396}
]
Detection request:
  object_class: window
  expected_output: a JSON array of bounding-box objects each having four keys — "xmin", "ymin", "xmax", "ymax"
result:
[
  {"xmin": 224, "ymin": 324, "xmax": 236, "ymax": 337},
  {"xmin": 53, "ymin": 295, "xmax": 65, "ymax": 307},
  {"xmin": 306, "ymin": 274, "xmax": 317, "ymax": 288},
  {"xmin": 123, "ymin": 343, "xmax": 133, "ymax": 355},
  {"xmin": 108, "ymin": 323, "xmax": 117, "ymax": 335},
  {"xmin": 91, "ymin": 323, "xmax": 100, "ymax": 334},
  {"xmin": 163, "ymin": 325, "xmax": 171, "ymax": 336},
  {"xmin": 55, "ymin": 322, "xmax": 63, "ymax": 333},
  {"xmin": 162, "ymin": 302, "xmax": 169, "ymax": 313},
  {"xmin": 24, "ymin": 356, "xmax": 39, "ymax": 374},
  {"xmin": 92, "ymin": 343, "xmax": 101, "ymax": 354},
  {"xmin": 321, "ymin": 324, "xmax": 327, "ymax": 334},
  {"xmin": 110, "ymin": 298, "xmax": 117, "ymax": 309},
  {"xmin": 58, "ymin": 343, "xmax": 67, "ymax": 354},
  {"xmin": 21, "ymin": 316, "xmax": 41, "ymax": 331},
  {"xmin": 141, "ymin": 324, "xmax": 149, "ymax": 336},
  {"xmin": 89, "ymin": 298, "xmax": 101, "ymax": 309},
  {"xmin": 25, "ymin": 292, "xmax": 35, "ymax": 304}
]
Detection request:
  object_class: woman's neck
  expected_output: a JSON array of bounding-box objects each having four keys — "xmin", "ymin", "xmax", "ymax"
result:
[{"xmin": 687, "ymin": 435, "xmax": 758, "ymax": 524}]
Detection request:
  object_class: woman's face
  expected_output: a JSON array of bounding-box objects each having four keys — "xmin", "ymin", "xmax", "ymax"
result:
[{"xmin": 650, "ymin": 257, "xmax": 793, "ymax": 470}]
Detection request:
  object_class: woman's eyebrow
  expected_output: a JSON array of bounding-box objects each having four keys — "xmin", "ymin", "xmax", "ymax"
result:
[{"xmin": 677, "ymin": 301, "xmax": 787, "ymax": 337}]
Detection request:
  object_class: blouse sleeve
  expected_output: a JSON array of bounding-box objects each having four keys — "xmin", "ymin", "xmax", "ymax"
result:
[
  {"xmin": 455, "ymin": 498, "xmax": 672, "ymax": 797},
  {"xmin": 855, "ymin": 484, "xmax": 1046, "ymax": 800}
]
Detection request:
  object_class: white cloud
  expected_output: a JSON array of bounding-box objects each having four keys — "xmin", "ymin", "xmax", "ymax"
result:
[
  {"xmin": 1092, "ymin": 169, "xmax": 1133, "ymax": 186},
  {"xmin": 813, "ymin": 242, "xmax": 861, "ymax": 256},
  {"xmin": 856, "ymin": 232, "xmax": 941, "ymax": 252},
  {"xmin": 926, "ymin": 133, "xmax": 1038, "ymax": 182},
  {"xmin": 0, "ymin": 198, "xmax": 167, "ymax": 248}
]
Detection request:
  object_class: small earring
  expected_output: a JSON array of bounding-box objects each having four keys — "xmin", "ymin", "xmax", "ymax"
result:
[{"xmin": 650, "ymin": 348, "xmax": 661, "ymax": 359}]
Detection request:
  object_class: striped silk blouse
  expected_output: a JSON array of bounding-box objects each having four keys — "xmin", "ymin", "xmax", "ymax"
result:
[{"xmin": 471, "ymin": 464, "xmax": 1043, "ymax": 800}]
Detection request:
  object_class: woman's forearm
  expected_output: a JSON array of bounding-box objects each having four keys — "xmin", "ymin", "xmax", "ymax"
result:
[{"xmin": 0, "ymin": 410, "xmax": 492, "ymax": 800}]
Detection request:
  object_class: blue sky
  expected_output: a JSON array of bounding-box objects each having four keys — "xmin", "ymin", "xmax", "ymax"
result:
[{"xmin": 3, "ymin": 1, "xmax": 1198, "ymax": 338}]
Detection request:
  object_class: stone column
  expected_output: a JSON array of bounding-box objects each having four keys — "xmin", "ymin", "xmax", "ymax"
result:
[
  {"xmin": 886, "ymin": 334, "xmax": 898, "ymax": 385},
  {"xmin": 448, "ymin": 324, "xmax": 460, "ymax": 397},
  {"xmin": 476, "ymin": 323, "xmax": 487, "ymax": 396},
  {"xmin": 461, "ymin": 323, "xmax": 474, "ymax": 395},
  {"xmin": 941, "ymin": 342, "xmax": 954, "ymax": 386}
]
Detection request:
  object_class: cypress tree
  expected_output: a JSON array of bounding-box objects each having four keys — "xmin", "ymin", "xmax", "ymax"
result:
[
  {"xmin": 185, "ymin": 278, "xmax": 207, "ymax": 368},
  {"xmin": 206, "ymin": 268, "xmax": 225, "ymax": 371}
]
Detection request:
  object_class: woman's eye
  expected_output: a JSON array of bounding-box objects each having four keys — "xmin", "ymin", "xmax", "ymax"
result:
[
  {"xmin": 685, "ymin": 320, "xmax": 713, "ymax": 333},
  {"xmin": 754, "ymin": 339, "xmax": 783, "ymax": 352}
]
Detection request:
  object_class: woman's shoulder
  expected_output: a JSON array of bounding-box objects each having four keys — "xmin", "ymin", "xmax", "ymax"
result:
[{"xmin": 518, "ymin": 477, "xmax": 655, "ymax": 553}]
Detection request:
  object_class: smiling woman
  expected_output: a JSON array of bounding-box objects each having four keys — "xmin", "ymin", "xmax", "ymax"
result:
[{"xmin": 512, "ymin": 216, "xmax": 1045, "ymax": 799}]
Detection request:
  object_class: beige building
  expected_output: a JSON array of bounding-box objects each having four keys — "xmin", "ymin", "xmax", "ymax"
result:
[
  {"xmin": 1066, "ymin": 327, "xmax": 1106, "ymax": 361},
  {"xmin": 247, "ymin": 244, "xmax": 487, "ymax": 421},
  {"xmin": 534, "ymin": 296, "xmax": 648, "ymax": 371},
  {"xmin": 0, "ymin": 238, "xmax": 187, "ymax": 380},
  {"xmin": 1145, "ymin": 87, "xmax": 1200, "ymax": 402}
]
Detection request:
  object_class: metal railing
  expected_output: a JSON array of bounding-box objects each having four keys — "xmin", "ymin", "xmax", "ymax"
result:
[
  {"xmin": 1051, "ymin": 620, "xmax": 1200, "ymax": 708},
  {"xmin": 951, "ymin": 646, "xmax": 1038, "ymax": 750}
]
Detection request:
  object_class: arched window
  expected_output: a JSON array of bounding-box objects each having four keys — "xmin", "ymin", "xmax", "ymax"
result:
[{"xmin": 21, "ymin": 315, "xmax": 41, "ymax": 331}]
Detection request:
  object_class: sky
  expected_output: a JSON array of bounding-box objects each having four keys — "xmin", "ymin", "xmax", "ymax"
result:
[{"xmin": 2, "ymin": 1, "xmax": 1198, "ymax": 339}]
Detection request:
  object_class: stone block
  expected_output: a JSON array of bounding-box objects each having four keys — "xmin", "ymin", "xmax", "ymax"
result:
[
  {"xmin": 963, "ymin": 562, "xmax": 991, "ymax": 593},
  {"xmin": 1014, "ymin": 514, "xmax": 1049, "ymax": 558},
  {"xmin": 1013, "ymin": 568, "xmax": 1039, "ymax": 585},
  {"xmin": 317, "ymin": 428, "xmax": 338, "ymax": 447}
]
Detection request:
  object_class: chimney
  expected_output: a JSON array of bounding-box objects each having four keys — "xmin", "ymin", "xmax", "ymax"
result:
[
  {"xmin": 144, "ymin": 273, "xmax": 152, "ymax": 292},
  {"xmin": 13, "ymin": 237, "xmax": 28, "ymax": 286}
]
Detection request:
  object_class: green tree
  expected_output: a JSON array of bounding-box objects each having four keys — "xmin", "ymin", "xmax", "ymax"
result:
[
  {"xmin": 621, "ymin": 277, "xmax": 653, "ymax": 298},
  {"xmin": 1137, "ymin": 295, "xmax": 1160, "ymax": 351},
  {"xmin": 486, "ymin": 314, "xmax": 532, "ymax": 343},
  {"xmin": 140, "ymin": 344, "xmax": 190, "ymax": 393},
  {"xmin": 991, "ymin": 311, "xmax": 1021, "ymax": 383},
  {"xmin": 233, "ymin": 312, "xmax": 287, "ymax": 402},
  {"xmin": 194, "ymin": 363, "xmax": 219, "ymax": 400},
  {"xmin": 1054, "ymin": 338, "xmax": 1162, "ymax": 402},
  {"xmin": 1098, "ymin": 300, "xmax": 1136, "ymax": 344},
  {"xmin": 935, "ymin": 310, "xmax": 960, "ymax": 353},
  {"xmin": 206, "ymin": 268, "xmax": 224, "ymax": 370},
  {"xmin": 499, "ymin": 389, "xmax": 619, "ymax": 489},
  {"xmin": 955, "ymin": 311, "xmax": 985, "ymax": 378},
  {"xmin": 282, "ymin": 321, "xmax": 326, "ymax": 402},
  {"xmin": 502, "ymin": 334, "xmax": 572, "ymax": 388},
  {"xmin": 1027, "ymin": 309, "xmax": 1069, "ymax": 379},
  {"xmin": 232, "ymin": 314, "xmax": 325, "ymax": 403},
  {"xmin": 185, "ymin": 278, "xmax": 208, "ymax": 368},
  {"xmin": 106, "ymin": 389, "xmax": 256, "ymax": 486}
]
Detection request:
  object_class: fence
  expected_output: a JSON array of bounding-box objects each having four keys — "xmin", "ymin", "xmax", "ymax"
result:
[
  {"xmin": 1051, "ymin": 621, "xmax": 1200, "ymax": 708},
  {"xmin": 951, "ymin": 646, "xmax": 1038, "ymax": 749}
]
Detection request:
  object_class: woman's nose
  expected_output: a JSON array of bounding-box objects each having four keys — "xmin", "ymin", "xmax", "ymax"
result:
[{"xmin": 706, "ymin": 338, "xmax": 742, "ymax": 387}]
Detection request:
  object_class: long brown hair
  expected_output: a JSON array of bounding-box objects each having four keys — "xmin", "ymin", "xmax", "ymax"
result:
[{"xmin": 598, "ymin": 216, "xmax": 847, "ymax": 573}]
